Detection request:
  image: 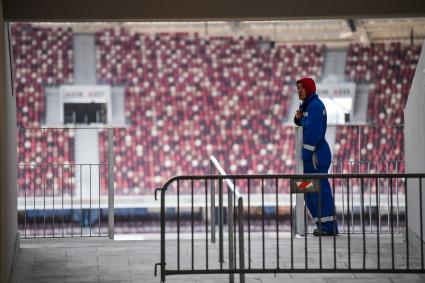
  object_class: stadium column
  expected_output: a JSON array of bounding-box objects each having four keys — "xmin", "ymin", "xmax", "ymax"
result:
[
  {"xmin": 405, "ymin": 40, "xmax": 425, "ymax": 257},
  {"xmin": 0, "ymin": 13, "xmax": 18, "ymax": 283},
  {"xmin": 108, "ymin": 128, "xmax": 115, "ymax": 239},
  {"xmin": 295, "ymin": 126, "xmax": 305, "ymax": 236}
]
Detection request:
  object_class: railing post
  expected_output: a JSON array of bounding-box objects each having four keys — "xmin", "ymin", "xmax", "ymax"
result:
[
  {"xmin": 211, "ymin": 162, "xmax": 216, "ymax": 243},
  {"xmin": 219, "ymin": 179, "xmax": 224, "ymax": 266},
  {"xmin": 160, "ymin": 188, "xmax": 166, "ymax": 283},
  {"xmin": 228, "ymin": 188, "xmax": 234, "ymax": 283},
  {"xmin": 108, "ymin": 128, "xmax": 115, "ymax": 239},
  {"xmin": 295, "ymin": 126, "xmax": 305, "ymax": 236},
  {"xmin": 238, "ymin": 197, "xmax": 245, "ymax": 283}
]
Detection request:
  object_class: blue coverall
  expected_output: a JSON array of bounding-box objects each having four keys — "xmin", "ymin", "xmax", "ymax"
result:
[{"xmin": 294, "ymin": 93, "xmax": 338, "ymax": 234}]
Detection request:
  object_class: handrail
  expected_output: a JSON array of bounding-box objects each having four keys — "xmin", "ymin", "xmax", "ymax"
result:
[
  {"xmin": 210, "ymin": 155, "xmax": 242, "ymax": 199},
  {"xmin": 161, "ymin": 172, "xmax": 423, "ymax": 190},
  {"xmin": 17, "ymin": 126, "xmax": 125, "ymax": 130},
  {"xmin": 209, "ymin": 155, "xmax": 245, "ymax": 283}
]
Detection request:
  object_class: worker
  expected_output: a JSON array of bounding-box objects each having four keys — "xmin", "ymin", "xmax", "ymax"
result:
[{"xmin": 294, "ymin": 77, "xmax": 338, "ymax": 236}]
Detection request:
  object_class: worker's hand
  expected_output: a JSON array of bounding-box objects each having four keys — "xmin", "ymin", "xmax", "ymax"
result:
[{"xmin": 295, "ymin": 110, "xmax": 303, "ymax": 119}]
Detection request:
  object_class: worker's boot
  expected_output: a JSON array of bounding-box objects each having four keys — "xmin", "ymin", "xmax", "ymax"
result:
[{"xmin": 313, "ymin": 228, "xmax": 338, "ymax": 236}]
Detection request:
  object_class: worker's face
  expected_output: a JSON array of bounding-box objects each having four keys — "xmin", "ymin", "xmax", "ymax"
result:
[{"xmin": 297, "ymin": 83, "xmax": 307, "ymax": 101}]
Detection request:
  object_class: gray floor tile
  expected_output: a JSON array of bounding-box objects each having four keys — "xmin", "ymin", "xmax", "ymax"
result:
[
  {"xmin": 98, "ymin": 255, "xmax": 129, "ymax": 264},
  {"xmin": 271, "ymin": 279, "xmax": 327, "ymax": 283},
  {"xmin": 327, "ymin": 280, "xmax": 391, "ymax": 283},
  {"xmin": 291, "ymin": 273, "xmax": 356, "ymax": 279},
  {"xmin": 100, "ymin": 267, "xmax": 130, "ymax": 274},
  {"xmin": 355, "ymin": 273, "xmax": 423, "ymax": 279},
  {"xmin": 99, "ymin": 273, "xmax": 132, "ymax": 281},
  {"xmin": 131, "ymin": 276, "xmax": 158, "ymax": 283},
  {"xmin": 67, "ymin": 247, "xmax": 98, "ymax": 256},
  {"xmin": 66, "ymin": 276, "xmax": 98, "ymax": 282},
  {"xmin": 10, "ymin": 275, "xmax": 32, "ymax": 283},
  {"xmin": 33, "ymin": 277, "xmax": 67, "ymax": 283},
  {"xmin": 391, "ymin": 279, "xmax": 425, "ymax": 283},
  {"xmin": 67, "ymin": 260, "xmax": 99, "ymax": 268}
]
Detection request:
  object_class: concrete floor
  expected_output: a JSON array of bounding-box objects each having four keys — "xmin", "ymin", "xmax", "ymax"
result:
[{"xmin": 9, "ymin": 234, "xmax": 425, "ymax": 283}]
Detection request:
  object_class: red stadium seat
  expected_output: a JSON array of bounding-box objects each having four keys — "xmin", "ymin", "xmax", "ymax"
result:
[
  {"xmin": 96, "ymin": 29, "xmax": 326, "ymax": 194},
  {"xmin": 13, "ymin": 24, "xmax": 75, "ymax": 197},
  {"xmin": 345, "ymin": 43, "xmax": 421, "ymax": 124}
]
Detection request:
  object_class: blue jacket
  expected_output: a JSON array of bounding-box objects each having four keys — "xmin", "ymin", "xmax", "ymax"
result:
[{"xmin": 294, "ymin": 93, "xmax": 332, "ymax": 171}]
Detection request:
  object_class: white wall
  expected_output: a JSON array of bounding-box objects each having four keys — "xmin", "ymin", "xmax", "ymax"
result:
[{"xmin": 405, "ymin": 40, "xmax": 425, "ymax": 248}]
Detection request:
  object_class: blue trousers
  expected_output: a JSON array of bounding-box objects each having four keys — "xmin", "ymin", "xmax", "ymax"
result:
[{"xmin": 304, "ymin": 160, "xmax": 338, "ymax": 234}]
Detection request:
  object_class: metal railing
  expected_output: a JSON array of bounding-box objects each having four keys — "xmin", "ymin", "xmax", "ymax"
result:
[
  {"xmin": 325, "ymin": 124, "xmax": 404, "ymax": 165},
  {"xmin": 17, "ymin": 127, "xmax": 115, "ymax": 239},
  {"xmin": 16, "ymin": 124, "xmax": 405, "ymax": 238},
  {"xmin": 155, "ymin": 173, "xmax": 425, "ymax": 283},
  {"xmin": 209, "ymin": 155, "xmax": 245, "ymax": 283},
  {"xmin": 297, "ymin": 127, "xmax": 407, "ymax": 236}
]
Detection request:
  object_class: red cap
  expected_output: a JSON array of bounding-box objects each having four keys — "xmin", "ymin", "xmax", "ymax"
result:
[{"xmin": 296, "ymin": 77, "xmax": 316, "ymax": 97}]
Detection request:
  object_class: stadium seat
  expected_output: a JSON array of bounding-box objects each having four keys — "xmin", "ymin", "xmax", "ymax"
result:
[
  {"xmin": 13, "ymin": 24, "xmax": 75, "ymax": 196},
  {"xmin": 96, "ymin": 29, "xmax": 326, "ymax": 194}
]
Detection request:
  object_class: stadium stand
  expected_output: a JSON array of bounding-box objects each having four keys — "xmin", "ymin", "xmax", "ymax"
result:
[
  {"xmin": 96, "ymin": 28, "xmax": 325, "ymax": 193},
  {"xmin": 333, "ymin": 125, "xmax": 404, "ymax": 172},
  {"xmin": 332, "ymin": 124, "xmax": 405, "ymax": 193},
  {"xmin": 12, "ymin": 24, "xmax": 74, "ymax": 127},
  {"xmin": 13, "ymin": 24, "xmax": 416, "ymax": 196},
  {"xmin": 12, "ymin": 24, "xmax": 75, "ymax": 196},
  {"xmin": 16, "ymin": 129, "xmax": 76, "ymax": 197},
  {"xmin": 345, "ymin": 43, "xmax": 421, "ymax": 124},
  {"xmin": 332, "ymin": 43, "xmax": 421, "ymax": 179}
]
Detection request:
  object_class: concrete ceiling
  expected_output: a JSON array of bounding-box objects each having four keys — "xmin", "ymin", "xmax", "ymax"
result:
[
  {"xmin": 25, "ymin": 19, "xmax": 425, "ymax": 46},
  {"xmin": 3, "ymin": 0, "xmax": 425, "ymax": 21}
]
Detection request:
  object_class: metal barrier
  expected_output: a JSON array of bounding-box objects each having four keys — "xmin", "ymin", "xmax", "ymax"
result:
[
  {"xmin": 328, "ymin": 160, "xmax": 405, "ymax": 235},
  {"xmin": 155, "ymin": 173, "xmax": 425, "ymax": 282},
  {"xmin": 209, "ymin": 155, "xmax": 245, "ymax": 283},
  {"xmin": 17, "ymin": 127, "xmax": 115, "ymax": 239}
]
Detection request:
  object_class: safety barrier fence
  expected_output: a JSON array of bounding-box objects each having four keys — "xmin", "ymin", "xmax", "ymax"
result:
[
  {"xmin": 331, "ymin": 160, "xmax": 406, "ymax": 235},
  {"xmin": 16, "ymin": 125, "xmax": 405, "ymax": 238},
  {"xmin": 17, "ymin": 128, "xmax": 115, "ymax": 239},
  {"xmin": 17, "ymin": 163, "xmax": 111, "ymax": 238},
  {"xmin": 154, "ymin": 173, "xmax": 425, "ymax": 282}
]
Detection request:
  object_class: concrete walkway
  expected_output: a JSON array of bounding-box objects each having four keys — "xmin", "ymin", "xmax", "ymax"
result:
[{"xmin": 10, "ymin": 235, "xmax": 425, "ymax": 283}]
